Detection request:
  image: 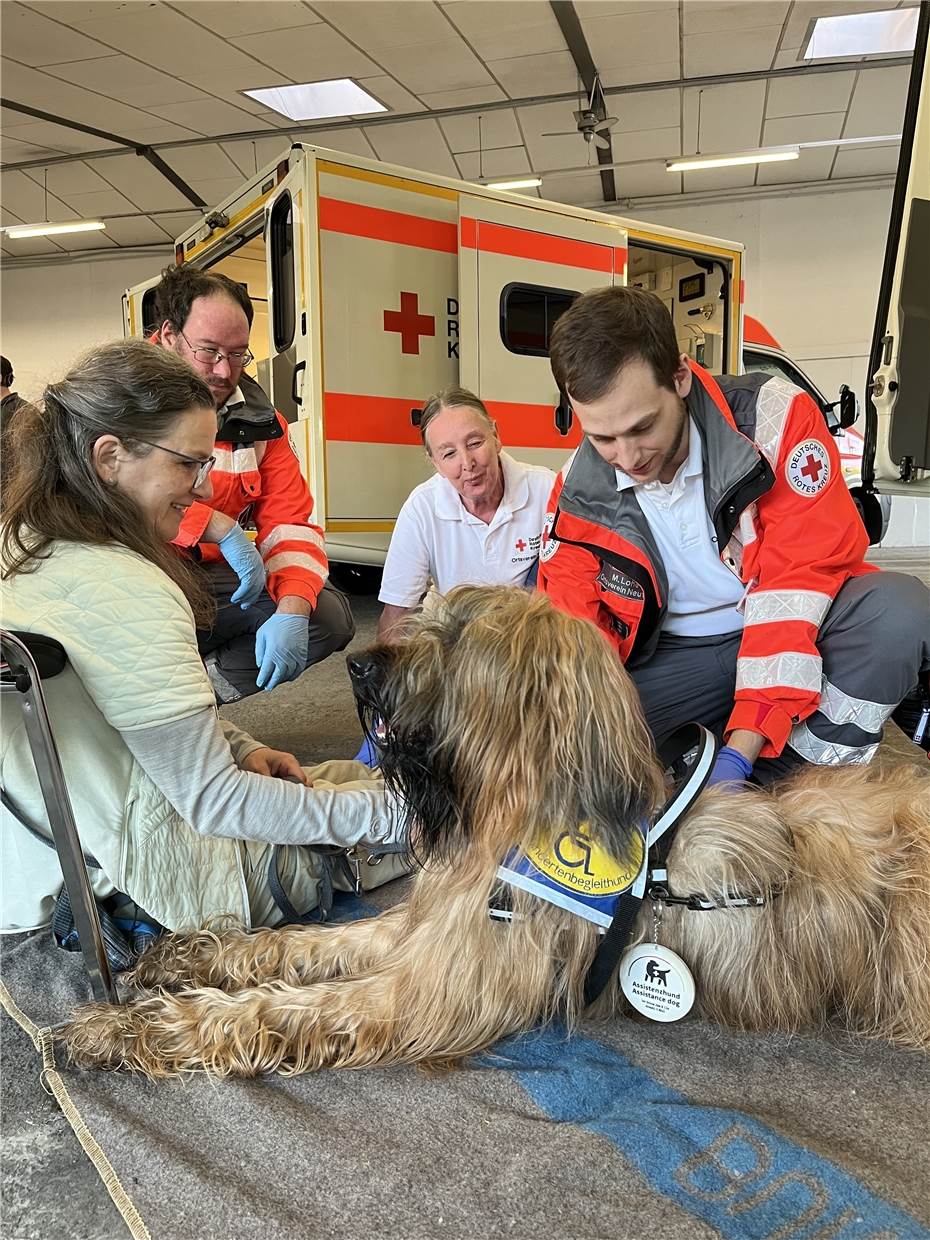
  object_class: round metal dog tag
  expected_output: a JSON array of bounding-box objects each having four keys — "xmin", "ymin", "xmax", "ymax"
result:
[{"xmin": 619, "ymin": 945, "xmax": 695, "ymax": 1022}]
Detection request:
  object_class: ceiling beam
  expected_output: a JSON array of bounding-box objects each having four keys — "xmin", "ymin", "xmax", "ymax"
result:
[
  {"xmin": 0, "ymin": 98, "xmax": 207, "ymax": 208},
  {"xmin": 548, "ymin": 1, "xmax": 616, "ymax": 202},
  {"xmin": 0, "ymin": 55, "xmax": 911, "ymax": 175}
]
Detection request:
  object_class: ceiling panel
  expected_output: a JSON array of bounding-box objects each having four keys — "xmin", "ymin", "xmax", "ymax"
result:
[
  {"xmin": 683, "ymin": 1, "xmax": 790, "ymax": 34},
  {"xmin": 454, "ymin": 145, "xmax": 531, "ymax": 180},
  {"xmin": 581, "ymin": 7, "xmax": 681, "ymax": 71},
  {"xmin": 613, "ymin": 162, "xmax": 680, "ymax": 199},
  {"xmin": 152, "ymin": 209, "xmax": 203, "ymax": 237},
  {"xmin": 762, "ymin": 111, "xmax": 846, "ymax": 143},
  {"xmin": 299, "ymin": 128, "xmax": 376, "ymax": 158},
  {"xmin": 91, "ymin": 152, "xmax": 198, "ymax": 211},
  {"xmin": 681, "ymin": 164, "xmax": 758, "ymax": 192},
  {"xmin": 312, "ymin": 0, "xmax": 453, "ymax": 50},
  {"xmin": 34, "ymin": 160, "xmax": 111, "ymax": 194},
  {"xmin": 831, "ymin": 142, "xmax": 902, "ymax": 176},
  {"xmin": 765, "ymin": 68, "xmax": 856, "ymax": 116},
  {"xmin": 682, "ymin": 81, "xmax": 768, "ymax": 155},
  {"xmin": 684, "ymin": 25, "xmax": 785, "ymax": 75},
  {"xmin": 441, "ymin": 1, "xmax": 567, "ymax": 60},
  {"xmin": 0, "ymin": 169, "xmax": 77, "ymax": 220},
  {"xmin": 44, "ymin": 55, "xmax": 209, "ymax": 109},
  {"xmin": 0, "ymin": 233, "xmax": 67, "ymax": 257},
  {"xmin": 599, "ymin": 58, "xmax": 681, "ymax": 88},
  {"xmin": 1, "ymin": 118, "xmax": 114, "ymax": 154},
  {"xmin": 229, "ymin": 23, "xmax": 382, "ymax": 80},
  {"xmin": 187, "ymin": 176, "xmax": 250, "ymax": 205},
  {"xmin": 222, "ymin": 136, "xmax": 302, "ymax": 176},
  {"xmin": 1, "ymin": 3, "xmax": 114, "ymax": 66},
  {"xmin": 355, "ymin": 76, "xmax": 426, "ymax": 115},
  {"xmin": 843, "ymin": 65, "xmax": 911, "ymax": 135},
  {"xmin": 487, "ymin": 50, "xmax": 580, "ymax": 97},
  {"xmin": 571, "ymin": 0, "xmax": 678, "ymax": 16},
  {"xmin": 416, "ymin": 84, "xmax": 508, "ymax": 110},
  {"xmin": 171, "ymin": 1, "xmax": 323, "ymax": 38},
  {"xmin": 145, "ymin": 98, "xmax": 275, "ymax": 136},
  {"xmin": 0, "ymin": 57, "xmax": 182, "ymax": 134},
  {"xmin": 99, "ymin": 215, "xmax": 174, "ymax": 247},
  {"xmin": 364, "ymin": 118, "xmax": 460, "ymax": 177},
  {"xmin": 372, "ymin": 39, "xmax": 494, "ymax": 96},
  {"xmin": 611, "ymin": 125, "xmax": 680, "ymax": 162},
  {"xmin": 439, "ymin": 108, "xmax": 522, "ymax": 153},
  {"xmin": 162, "ymin": 144, "xmax": 242, "ymax": 182},
  {"xmin": 56, "ymin": 186, "xmax": 139, "ymax": 214},
  {"xmin": 609, "ymin": 88, "xmax": 680, "ymax": 133},
  {"xmin": 52, "ymin": 227, "xmax": 117, "ymax": 251},
  {"xmin": 545, "ymin": 170, "xmax": 605, "ymax": 206},
  {"xmin": 755, "ymin": 145, "xmax": 836, "ymax": 182}
]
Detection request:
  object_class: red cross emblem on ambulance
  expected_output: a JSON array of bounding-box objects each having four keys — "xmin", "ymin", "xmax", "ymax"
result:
[{"xmin": 384, "ymin": 292, "xmax": 435, "ymax": 355}]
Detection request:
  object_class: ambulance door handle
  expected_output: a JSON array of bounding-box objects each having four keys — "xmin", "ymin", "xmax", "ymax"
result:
[
  {"xmin": 292, "ymin": 361, "xmax": 306, "ymax": 407},
  {"xmin": 554, "ymin": 394, "xmax": 573, "ymax": 436}
]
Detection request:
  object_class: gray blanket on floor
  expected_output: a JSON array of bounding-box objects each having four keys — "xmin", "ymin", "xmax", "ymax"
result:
[{"xmin": 3, "ymin": 885, "xmax": 929, "ymax": 1240}]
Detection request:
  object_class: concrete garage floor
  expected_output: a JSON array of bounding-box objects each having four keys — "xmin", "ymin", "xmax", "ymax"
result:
[{"xmin": 2, "ymin": 549, "xmax": 928, "ymax": 1239}]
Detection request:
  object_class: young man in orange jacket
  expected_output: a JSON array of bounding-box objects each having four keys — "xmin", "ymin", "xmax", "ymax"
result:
[
  {"xmin": 152, "ymin": 265, "xmax": 354, "ymax": 701},
  {"xmin": 539, "ymin": 287, "xmax": 928, "ymax": 784}
]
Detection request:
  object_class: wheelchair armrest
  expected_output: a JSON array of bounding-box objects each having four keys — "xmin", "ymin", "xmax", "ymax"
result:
[{"xmin": 1, "ymin": 630, "xmax": 68, "ymax": 683}]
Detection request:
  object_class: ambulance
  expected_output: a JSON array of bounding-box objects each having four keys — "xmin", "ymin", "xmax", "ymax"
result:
[{"xmin": 120, "ymin": 138, "xmax": 884, "ymax": 565}]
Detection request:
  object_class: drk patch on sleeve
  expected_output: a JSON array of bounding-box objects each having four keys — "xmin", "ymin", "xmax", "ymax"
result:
[{"xmin": 785, "ymin": 439, "xmax": 831, "ymax": 496}]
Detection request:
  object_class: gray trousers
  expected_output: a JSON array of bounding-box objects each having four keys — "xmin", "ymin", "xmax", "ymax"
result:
[
  {"xmin": 196, "ymin": 562, "xmax": 355, "ymax": 701},
  {"xmin": 629, "ymin": 572, "xmax": 930, "ymax": 782}
]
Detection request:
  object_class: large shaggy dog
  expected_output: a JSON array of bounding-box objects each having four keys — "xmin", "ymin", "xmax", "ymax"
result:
[{"xmin": 64, "ymin": 587, "xmax": 930, "ymax": 1076}]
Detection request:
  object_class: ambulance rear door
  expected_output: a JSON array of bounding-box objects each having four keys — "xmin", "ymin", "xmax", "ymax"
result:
[
  {"xmin": 315, "ymin": 158, "xmax": 459, "ymax": 558},
  {"xmin": 866, "ymin": 1, "xmax": 929, "ymax": 500},
  {"xmin": 458, "ymin": 195, "xmax": 627, "ymax": 471},
  {"xmin": 122, "ymin": 274, "xmax": 162, "ymax": 339}
]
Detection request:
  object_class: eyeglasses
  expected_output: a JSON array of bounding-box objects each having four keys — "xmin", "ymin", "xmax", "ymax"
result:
[
  {"xmin": 180, "ymin": 329, "xmax": 253, "ymax": 369},
  {"xmin": 131, "ymin": 438, "xmax": 216, "ymax": 488}
]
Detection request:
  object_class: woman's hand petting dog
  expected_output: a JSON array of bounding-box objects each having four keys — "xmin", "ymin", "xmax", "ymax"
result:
[{"xmin": 240, "ymin": 747, "xmax": 310, "ymax": 784}]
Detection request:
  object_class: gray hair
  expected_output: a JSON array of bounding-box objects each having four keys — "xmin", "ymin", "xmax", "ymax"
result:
[{"xmin": 419, "ymin": 386, "xmax": 495, "ymax": 455}]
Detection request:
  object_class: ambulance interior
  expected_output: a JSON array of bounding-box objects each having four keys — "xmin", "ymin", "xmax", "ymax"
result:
[{"xmin": 626, "ymin": 245, "xmax": 728, "ymax": 376}]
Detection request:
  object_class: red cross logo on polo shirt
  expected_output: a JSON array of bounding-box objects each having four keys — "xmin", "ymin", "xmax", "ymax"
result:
[
  {"xmin": 383, "ymin": 292, "xmax": 435, "ymax": 355},
  {"xmin": 515, "ymin": 539, "xmax": 527, "ymax": 552},
  {"xmin": 801, "ymin": 453, "xmax": 824, "ymax": 484}
]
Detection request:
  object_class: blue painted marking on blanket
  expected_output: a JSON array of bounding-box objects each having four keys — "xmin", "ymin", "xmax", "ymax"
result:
[{"xmin": 489, "ymin": 1027, "xmax": 928, "ymax": 1239}]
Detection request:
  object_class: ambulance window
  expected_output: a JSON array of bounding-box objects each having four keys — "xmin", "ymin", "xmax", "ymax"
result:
[
  {"xmin": 270, "ymin": 192, "xmax": 295, "ymax": 352},
  {"xmin": 501, "ymin": 283, "xmax": 578, "ymax": 356},
  {"xmin": 141, "ymin": 289, "xmax": 159, "ymax": 336}
]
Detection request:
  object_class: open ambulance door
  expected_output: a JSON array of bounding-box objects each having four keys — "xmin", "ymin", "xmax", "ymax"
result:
[
  {"xmin": 122, "ymin": 273, "xmax": 162, "ymax": 340},
  {"xmin": 865, "ymin": 1, "xmax": 929, "ymax": 500},
  {"xmin": 458, "ymin": 196, "xmax": 627, "ymax": 472},
  {"xmin": 263, "ymin": 162, "xmax": 310, "ymax": 433}
]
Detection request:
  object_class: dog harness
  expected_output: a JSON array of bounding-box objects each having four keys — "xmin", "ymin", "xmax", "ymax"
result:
[{"xmin": 490, "ymin": 724, "xmax": 769, "ymax": 1006}]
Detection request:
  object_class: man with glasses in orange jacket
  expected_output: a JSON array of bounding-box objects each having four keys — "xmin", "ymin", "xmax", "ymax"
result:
[{"xmin": 151, "ymin": 264, "xmax": 354, "ymax": 701}]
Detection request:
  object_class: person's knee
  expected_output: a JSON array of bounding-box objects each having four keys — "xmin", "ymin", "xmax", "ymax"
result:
[{"xmin": 306, "ymin": 586, "xmax": 356, "ymax": 664}]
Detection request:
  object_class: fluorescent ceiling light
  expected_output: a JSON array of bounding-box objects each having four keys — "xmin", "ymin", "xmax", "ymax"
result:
[
  {"xmin": 804, "ymin": 8, "xmax": 918, "ymax": 59},
  {"xmin": 4, "ymin": 219, "xmax": 106, "ymax": 238},
  {"xmin": 485, "ymin": 177, "xmax": 543, "ymax": 190},
  {"xmin": 242, "ymin": 79, "xmax": 387, "ymax": 121},
  {"xmin": 667, "ymin": 148, "xmax": 799, "ymax": 172}
]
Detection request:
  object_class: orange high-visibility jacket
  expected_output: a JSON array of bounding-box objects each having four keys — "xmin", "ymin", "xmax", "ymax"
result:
[
  {"xmin": 538, "ymin": 363, "xmax": 876, "ymax": 757},
  {"xmin": 174, "ymin": 374, "xmax": 328, "ymax": 608}
]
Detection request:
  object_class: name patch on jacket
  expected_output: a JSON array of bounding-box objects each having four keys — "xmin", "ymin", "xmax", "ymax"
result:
[
  {"xmin": 785, "ymin": 439, "xmax": 831, "ymax": 496},
  {"xmin": 597, "ymin": 563, "xmax": 645, "ymax": 602},
  {"xmin": 498, "ymin": 826, "xmax": 645, "ymax": 929}
]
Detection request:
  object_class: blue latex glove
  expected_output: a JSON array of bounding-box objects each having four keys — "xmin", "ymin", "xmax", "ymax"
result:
[
  {"xmin": 353, "ymin": 736, "xmax": 379, "ymax": 766},
  {"xmin": 218, "ymin": 524, "xmax": 266, "ymax": 608},
  {"xmin": 255, "ymin": 613, "xmax": 309, "ymax": 691},
  {"xmin": 707, "ymin": 745, "xmax": 754, "ymax": 788}
]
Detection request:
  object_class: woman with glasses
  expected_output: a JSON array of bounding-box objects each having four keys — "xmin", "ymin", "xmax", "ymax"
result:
[{"xmin": 0, "ymin": 340, "xmax": 403, "ymax": 938}]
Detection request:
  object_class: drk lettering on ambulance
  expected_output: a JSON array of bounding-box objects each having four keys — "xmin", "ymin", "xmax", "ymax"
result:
[{"xmin": 447, "ymin": 297, "xmax": 459, "ymax": 359}]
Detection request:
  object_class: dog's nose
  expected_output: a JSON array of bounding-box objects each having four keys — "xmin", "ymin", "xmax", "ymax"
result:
[{"xmin": 346, "ymin": 652, "xmax": 377, "ymax": 684}]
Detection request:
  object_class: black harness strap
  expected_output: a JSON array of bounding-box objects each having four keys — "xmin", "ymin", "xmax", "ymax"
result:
[{"xmin": 582, "ymin": 724, "xmax": 717, "ymax": 1007}]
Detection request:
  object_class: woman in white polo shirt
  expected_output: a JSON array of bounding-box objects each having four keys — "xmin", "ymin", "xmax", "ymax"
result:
[{"xmin": 376, "ymin": 387, "xmax": 555, "ymax": 642}]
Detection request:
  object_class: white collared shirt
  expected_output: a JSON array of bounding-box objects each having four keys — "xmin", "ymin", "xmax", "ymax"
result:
[
  {"xmin": 217, "ymin": 386, "xmax": 245, "ymax": 416},
  {"xmin": 616, "ymin": 419, "xmax": 745, "ymax": 636},
  {"xmin": 379, "ymin": 452, "xmax": 556, "ymax": 607}
]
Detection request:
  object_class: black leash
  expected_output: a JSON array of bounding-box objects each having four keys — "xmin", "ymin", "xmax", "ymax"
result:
[{"xmin": 582, "ymin": 724, "xmax": 717, "ymax": 1007}]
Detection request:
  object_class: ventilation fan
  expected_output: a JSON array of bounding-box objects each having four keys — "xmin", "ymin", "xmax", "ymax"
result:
[{"xmin": 542, "ymin": 75, "xmax": 619, "ymax": 154}]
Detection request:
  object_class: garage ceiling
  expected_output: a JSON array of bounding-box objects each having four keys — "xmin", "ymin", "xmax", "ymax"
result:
[{"xmin": 0, "ymin": 0, "xmax": 918, "ymax": 259}]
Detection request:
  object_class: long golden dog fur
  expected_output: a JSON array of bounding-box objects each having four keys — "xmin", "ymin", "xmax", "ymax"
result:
[{"xmin": 63, "ymin": 586, "xmax": 930, "ymax": 1077}]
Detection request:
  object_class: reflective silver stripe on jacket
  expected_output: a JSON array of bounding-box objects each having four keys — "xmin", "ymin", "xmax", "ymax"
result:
[
  {"xmin": 815, "ymin": 676, "xmax": 897, "ymax": 734},
  {"xmin": 743, "ymin": 588, "xmax": 833, "ymax": 628},
  {"xmin": 753, "ymin": 376, "xmax": 800, "ymax": 467},
  {"xmin": 736, "ymin": 651, "xmax": 822, "ymax": 692},
  {"xmin": 787, "ymin": 721, "xmax": 879, "ymax": 765}
]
